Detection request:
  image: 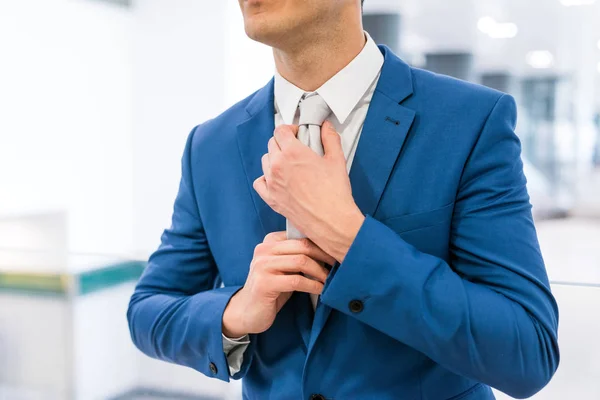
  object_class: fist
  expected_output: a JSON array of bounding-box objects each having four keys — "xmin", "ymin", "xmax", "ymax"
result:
[{"xmin": 222, "ymin": 231, "xmax": 335, "ymax": 337}]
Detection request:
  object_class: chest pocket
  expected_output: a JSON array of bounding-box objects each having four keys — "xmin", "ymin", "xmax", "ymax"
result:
[{"xmin": 378, "ymin": 202, "xmax": 454, "ymax": 260}]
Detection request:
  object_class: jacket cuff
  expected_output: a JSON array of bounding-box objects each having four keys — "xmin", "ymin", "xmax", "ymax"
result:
[
  {"xmin": 190, "ymin": 285, "xmax": 243, "ymax": 382},
  {"xmin": 321, "ymin": 215, "xmax": 396, "ymax": 318}
]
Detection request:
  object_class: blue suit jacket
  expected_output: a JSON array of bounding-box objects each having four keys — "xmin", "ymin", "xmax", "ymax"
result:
[{"xmin": 128, "ymin": 46, "xmax": 559, "ymax": 400}]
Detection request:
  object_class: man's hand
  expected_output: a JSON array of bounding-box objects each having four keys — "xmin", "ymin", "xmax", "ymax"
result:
[
  {"xmin": 222, "ymin": 231, "xmax": 335, "ymax": 338},
  {"xmin": 253, "ymin": 121, "xmax": 365, "ymax": 263}
]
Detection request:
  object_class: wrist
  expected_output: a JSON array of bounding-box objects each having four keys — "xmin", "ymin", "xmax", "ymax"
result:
[
  {"xmin": 320, "ymin": 205, "xmax": 365, "ymax": 263},
  {"xmin": 336, "ymin": 208, "xmax": 365, "ymax": 262},
  {"xmin": 222, "ymin": 289, "xmax": 248, "ymax": 338}
]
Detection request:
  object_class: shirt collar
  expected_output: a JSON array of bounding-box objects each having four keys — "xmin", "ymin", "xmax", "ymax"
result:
[
  {"xmin": 274, "ymin": 31, "xmax": 384, "ymax": 125},
  {"xmin": 274, "ymin": 70, "xmax": 305, "ymax": 125}
]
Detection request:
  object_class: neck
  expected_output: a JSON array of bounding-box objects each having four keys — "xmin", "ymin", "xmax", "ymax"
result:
[{"xmin": 273, "ymin": 16, "xmax": 365, "ymax": 92}]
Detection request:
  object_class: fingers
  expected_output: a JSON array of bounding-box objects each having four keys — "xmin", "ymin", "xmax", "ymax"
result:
[
  {"xmin": 253, "ymin": 176, "xmax": 270, "ymax": 203},
  {"xmin": 261, "ymin": 153, "xmax": 271, "ymax": 182},
  {"xmin": 267, "ymin": 137, "xmax": 281, "ymax": 156},
  {"xmin": 264, "ymin": 126, "xmax": 298, "ymax": 180},
  {"xmin": 273, "ymin": 125, "xmax": 299, "ymax": 151},
  {"xmin": 321, "ymin": 120, "xmax": 344, "ymax": 161},
  {"xmin": 260, "ymin": 254, "xmax": 329, "ymax": 283},
  {"xmin": 271, "ymin": 274, "xmax": 324, "ymax": 295},
  {"xmin": 263, "ymin": 231, "xmax": 287, "ymax": 243},
  {"xmin": 265, "ymin": 137, "xmax": 280, "ymax": 184},
  {"xmin": 270, "ymin": 238, "xmax": 337, "ymax": 266}
]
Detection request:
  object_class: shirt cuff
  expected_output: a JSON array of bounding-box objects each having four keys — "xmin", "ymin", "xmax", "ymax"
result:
[{"xmin": 222, "ymin": 333, "xmax": 250, "ymax": 376}]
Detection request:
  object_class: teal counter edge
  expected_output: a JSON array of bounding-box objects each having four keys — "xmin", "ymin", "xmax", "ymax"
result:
[
  {"xmin": 0, "ymin": 260, "xmax": 146, "ymax": 297},
  {"xmin": 77, "ymin": 260, "xmax": 146, "ymax": 296}
]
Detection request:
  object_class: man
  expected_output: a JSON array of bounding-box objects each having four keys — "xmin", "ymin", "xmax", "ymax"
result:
[{"xmin": 127, "ymin": 1, "xmax": 560, "ymax": 399}]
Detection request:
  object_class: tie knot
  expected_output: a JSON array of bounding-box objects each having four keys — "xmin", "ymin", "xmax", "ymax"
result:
[{"xmin": 298, "ymin": 94, "xmax": 331, "ymax": 127}]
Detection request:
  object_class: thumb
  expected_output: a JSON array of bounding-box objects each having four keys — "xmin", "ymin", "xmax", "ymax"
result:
[{"xmin": 321, "ymin": 120, "xmax": 343, "ymax": 159}]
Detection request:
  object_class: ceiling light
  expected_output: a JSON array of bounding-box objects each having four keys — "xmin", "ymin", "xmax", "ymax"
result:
[
  {"xmin": 560, "ymin": 0, "xmax": 597, "ymax": 6},
  {"xmin": 477, "ymin": 17, "xmax": 496, "ymax": 34},
  {"xmin": 477, "ymin": 17, "xmax": 518, "ymax": 39},
  {"xmin": 526, "ymin": 51, "xmax": 554, "ymax": 69}
]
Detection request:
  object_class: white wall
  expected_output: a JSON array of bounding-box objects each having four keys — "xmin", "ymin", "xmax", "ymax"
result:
[
  {"xmin": 130, "ymin": 1, "xmax": 280, "ymax": 257},
  {"xmin": 0, "ymin": 0, "xmax": 134, "ymax": 257},
  {"xmin": 131, "ymin": 0, "xmax": 230, "ymax": 256},
  {"xmin": 0, "ymin": 1, "xmax": 258, "ymax": 398},
  {"xmin": 73, "ymin": 283, "xmax": 139, "ymax": 400},
  {"xmin": 0, "ymin": 293, "xmax": 71, "ymax": 399},
  {"xmin": 223, "ymin": 2, "xmax": 274, "ymax": 107},
  {"xmin": 0, "ymin": 212, "xmax": 67, "ymax": 272}
]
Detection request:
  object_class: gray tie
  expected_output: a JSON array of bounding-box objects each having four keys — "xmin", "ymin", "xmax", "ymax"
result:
[{"xmin": 285, "ymin": 93, "xmax": 331, "ymax": 309}]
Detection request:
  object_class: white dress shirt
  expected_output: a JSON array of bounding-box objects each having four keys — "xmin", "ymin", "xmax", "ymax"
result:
[{"xmin": 223, "ymin": 31, "xmax": 384, "ymax": 376}]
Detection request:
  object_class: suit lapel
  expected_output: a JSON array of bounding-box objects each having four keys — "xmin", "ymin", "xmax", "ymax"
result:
[
  {"xmin": 348, "ymin": 91, "xmax": 416, "ymax": 218},
  {"xmin": 236, "ymin": 79, "xmax": 286, "ymax": 237},
  {"xmin": 307, "ymin": 45, "xmax": 417, "ymax": 354}
]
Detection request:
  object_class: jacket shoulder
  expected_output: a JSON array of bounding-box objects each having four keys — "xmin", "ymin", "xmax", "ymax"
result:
[{"xmin": 409, "ymin": 66, "xmax": 507, "ymax": 109}]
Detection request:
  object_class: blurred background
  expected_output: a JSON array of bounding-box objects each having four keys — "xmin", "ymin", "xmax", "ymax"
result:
[{"xmin": 0, "ymin": 0, "xmax": 599, "ymax": 399}]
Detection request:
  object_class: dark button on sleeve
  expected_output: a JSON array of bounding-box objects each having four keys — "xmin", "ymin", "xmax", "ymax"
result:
[
  {"xmin": 310, "ymin": 395, "xmax": 325, "ymax": 400},
  {"xmin": 349, "ymin": 299, "xmax": 364, "ymax": 313},
  {"xmin": 209, "ymin": 362, "xmax": 218, "ymax": 374}
]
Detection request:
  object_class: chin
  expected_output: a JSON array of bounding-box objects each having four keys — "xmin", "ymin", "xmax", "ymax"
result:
[
  {"xmin": 242, "ymin": 7, "xmax": 305, "ymax": 47},
  {"xmin": 244, "ymin": 21, "xmax": 268, "ymax": 42},
  {"xmin": 244, "ymin": 19, "xmax": 283, "ymax": 46}
]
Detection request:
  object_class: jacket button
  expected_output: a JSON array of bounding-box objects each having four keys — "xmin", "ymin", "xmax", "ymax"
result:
[
  {"xmin": 349, "ymin": 299, "xmax": 364, "ymax": 313},
  {"xmin": 310, "ymin": 395, "xmax": 325, "ymax": 400},
  {"xmin": 209, "ymin": 362, "xmax": 218, "ymax": 374}
]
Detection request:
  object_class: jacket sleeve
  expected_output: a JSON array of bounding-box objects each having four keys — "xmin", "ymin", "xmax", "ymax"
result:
[
  {"xmin": 320, "ymin": 94, "xmax": 560, "ymax": 399},
  {"xmin": 127, "ymin": 126, "xmax": 254, "ymax": 382}
]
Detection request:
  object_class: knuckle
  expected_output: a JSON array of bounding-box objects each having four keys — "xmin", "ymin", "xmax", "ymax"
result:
[
  {"xmin": 313, "ymin": 281, "xmax": 322, "ymax": 293},
  {"xmin": 270, "ymin": 201, "xmax": 280, "ymax": 213},
  {"xmin": 290, "ymin": 275, "xmax": 302, "ymax": 289},
  {"xmin": 253, "ymin": 176, "xmax": 264, "ymax": 189},
  {"xmin": 252, "ymin": 255, "xmax": 266, "ymax": 269},
  {"xmin": 292, "ymin": 254, "xmax": 306, "ymax": 267},
  {"xmin": 283, "ymin": 145, "xmax": 298, "ymax": 158},
  {"xmin": 254, "ymin": 243, "xmax": 265, "ymax": 255},
  {"xmin": 299, "ymin": 238, "xmax": 312, "ymax": 252},
  {"xmin": 273, "ymin": 126, "xmax": 284, "ymax": 135},
  {"xmin": 263, "ymin": 232, "xmax": 277, "ymax": 243},
  {"xmin": 274, "ymin": 125, "xmax": 291, "ymax": 136},
  {"xmin": 270, "ymin": 158, "xmax": 282, "ymax": 174}
]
